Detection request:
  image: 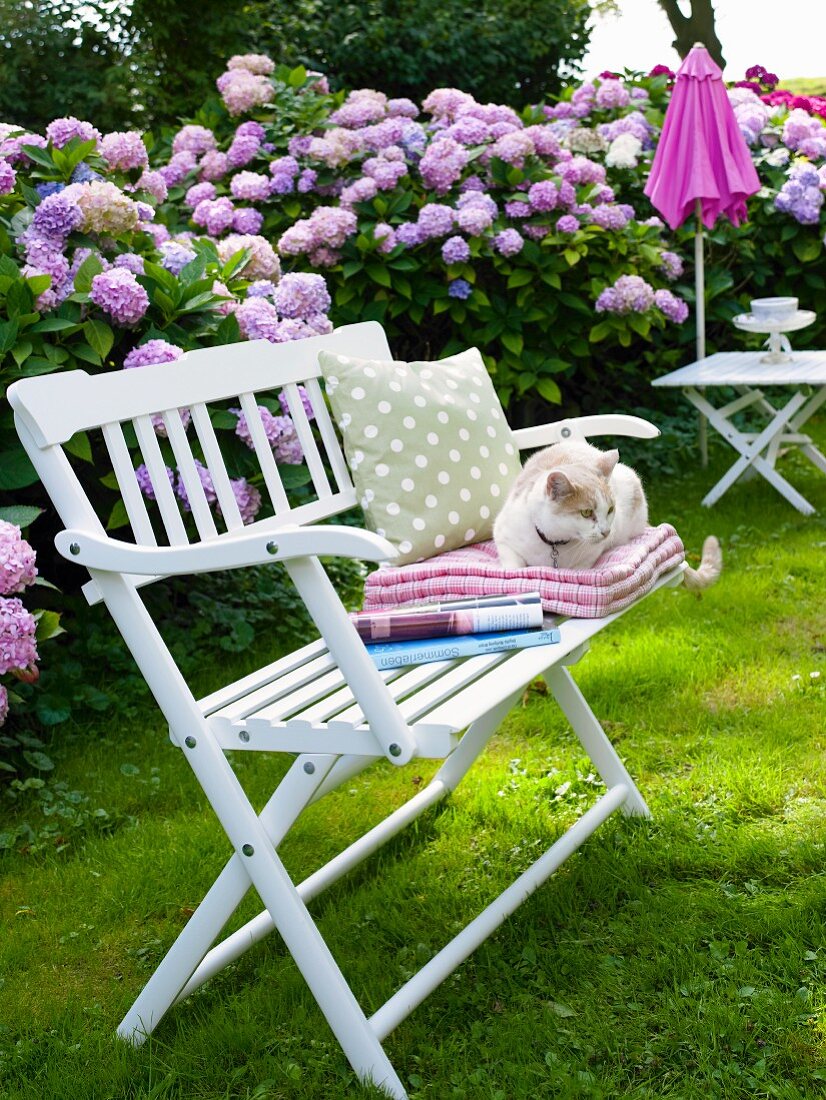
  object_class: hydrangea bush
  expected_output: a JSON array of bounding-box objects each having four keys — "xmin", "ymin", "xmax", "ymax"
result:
[{"xmin": 2, "ymin": 53, "xmax": 826, "ymax": 734}]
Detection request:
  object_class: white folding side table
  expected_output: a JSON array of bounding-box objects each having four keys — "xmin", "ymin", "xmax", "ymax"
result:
[{"xmin": 652, "ymin": 351, "xmax": 826, "ymax": 515}]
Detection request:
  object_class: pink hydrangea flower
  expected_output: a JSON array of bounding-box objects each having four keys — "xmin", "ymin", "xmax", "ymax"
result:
[
  {"xmin": 100, "ymin": 131, "xmax": 149, "ymax": 172},
  {"xmin": 0, "ymin": 522, "xmax": 37, "ymax": 594},
  {"xmin": 217, "ymin": 234, "xmax": 281, "ymax": 281},
  {"xmin": 46, "ymin": 117, "xmax": 101, "ymax": 149},
  {"xmin": 90, "ymin": 268, "xmax": 150, "ymax": 325},
  {"xmin": 0, "ymin": 597, "xmax": 38, "ymax": 676},
  {"xmin": 172, "ymin": 125, "xmax": 217, "ymax": 157}
]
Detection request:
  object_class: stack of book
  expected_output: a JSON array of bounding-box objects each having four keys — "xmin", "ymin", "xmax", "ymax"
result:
[{"xmin": 350, "ymin": 593, "xmax": 560, "ymax": 670}]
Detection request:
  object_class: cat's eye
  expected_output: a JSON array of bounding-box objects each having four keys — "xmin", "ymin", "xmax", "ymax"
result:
[
  {"xmin": 580, "ymin": 509, "xmax": 594, "ymax": 518},
  {"xmin": 608, "ymin": 505, "xmax": 615, "ymax": 514}
]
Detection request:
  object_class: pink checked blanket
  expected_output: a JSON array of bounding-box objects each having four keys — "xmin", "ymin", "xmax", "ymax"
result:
[{"xmin": 362, "ymin": 523, "xmax": 685, "ymax": 618}]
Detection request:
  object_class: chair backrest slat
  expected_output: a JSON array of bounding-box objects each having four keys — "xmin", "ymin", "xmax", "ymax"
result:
[
  {"xmin": 162, "ymin": 409, "xmax": 218, "ymax": 541},
  {"xmin": 302, "ymin": 377, "xmax": 354, "ymax": 495},
  {"xmin": 237, "ymin": 392, "xmax": 290, "ymax": 513},
  {"xmin": 133, "ymin": 415, "xmax": 189, "ymax": 545},
  {"xmin": 102, "ymin": 422, "xmax": 158, "ymax": 546},
  {"xmin": 189, "ymin": 403, "xmax": 244, "ymax": 531},
  {"xmin": 280, "ymin": 381, "xmax": 332, "ymax": 499}
]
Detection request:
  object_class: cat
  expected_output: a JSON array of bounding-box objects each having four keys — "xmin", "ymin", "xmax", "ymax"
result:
[{"xmin": 492, "ymin": 440, "xmax": 722, "ymax": 591}]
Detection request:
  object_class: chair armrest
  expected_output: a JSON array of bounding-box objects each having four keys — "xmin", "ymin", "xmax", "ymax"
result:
[
  {"xmin": 511, "ymin": 414, "xmax": 660, "ymax": 452},
  {"xmin": 55, "ymin": 523, "xmax": 398, "ymax": 575}
]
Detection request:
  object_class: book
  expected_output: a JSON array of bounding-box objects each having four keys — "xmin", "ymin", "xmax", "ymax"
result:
[
  {"xmin": 351, "ymin": 592, "xmax": 544, "ymax": 643},
  {"xmin": 365, "ymin": 627, "xmax": 561, "ymax": 670}
]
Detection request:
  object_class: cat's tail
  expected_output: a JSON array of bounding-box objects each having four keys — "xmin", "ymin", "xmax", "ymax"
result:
[{"xmin": 682, "ymin": 535, "xmax": 723, "ymax": 592}]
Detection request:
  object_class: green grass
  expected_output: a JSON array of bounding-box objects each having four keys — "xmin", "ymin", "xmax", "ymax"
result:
[
  {"xmin": 779, "ymin": 77, "xmax": 826, "ymax": 96},
  {"xmin": 2, "ymin": 415, "xmax": 826, "ymax": 1100}
]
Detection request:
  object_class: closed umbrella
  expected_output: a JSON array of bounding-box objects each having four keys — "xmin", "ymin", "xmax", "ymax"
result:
[{"xmin": 644, "ymin": 44, "xmax": 761, "ymax": 461}]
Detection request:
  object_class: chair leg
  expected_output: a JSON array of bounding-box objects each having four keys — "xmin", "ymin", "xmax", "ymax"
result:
[
  {"xmin": 543, "ymin": 665, "xmax": 650, "ymax": 817},
  {"xmin": 118, "ymin": 751, "xmax": 339, "ymax": 1044}
]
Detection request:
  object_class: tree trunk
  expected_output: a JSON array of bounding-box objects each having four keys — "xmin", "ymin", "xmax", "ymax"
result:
[{"xmin": 656, "ymin": 0, "xmax": 725, "ymax": 71}]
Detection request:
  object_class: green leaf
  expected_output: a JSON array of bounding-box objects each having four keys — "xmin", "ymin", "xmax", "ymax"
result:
[
  {"xmin": 279, "ymin": 464, "xmax": 312, "ymax": 488},
  {"xmin": 0, "ymin": 505, "xmax": 43, "ymax": 528},
  {"xmin": 120, "ymin": 763, "xmax": 140, "ymax": 776},
  {"xmin": 0, "ymin": 449, "xmax": 38, "ymax": 489},
  {"xmin": 20, "ymin": 144, "xmax": 54, "ymax": 169},
  {"xmin": 563, "ymin": 249, "xmax": 581, "ymax": 266},
  {"xmin": 65, "ymin": 431, "xmax": 93, "ymax": 463},
  {"xmin": 792, "ymin": 236, "xmax": 821, "ymax": 264},
  {"xmin": 506, "ymin": 269, "xmax": 534, "ymax": 289},
  {"xmin": 589, "ymin": 321, "xmax": 613, "ymax": 343},
  {"xmin": 0, "ymin": 319, "xmax": 19, "ymax": 354},
  {"xmin": 35, "ymin": 610, "xmax": 63, "ymax": 642},
  {"xmin": 81, "ymin": 319, "xmax": 114, "ymax": 361},
  {"xmin": 501, "ymin": 331, "xmax": 523, "ymax": 356},
  {"xmin": 28, "ymin": 316, "xmax": 78, "ymax": 333},
  {"xmin": 72, "ymin": 253, "xmax": 104, "ymax": 294},
  {"xmin": 365, "ymin": 264, "xmax": 392, "ymax": 288},
  {"xmin": 288, "ymin": 64, "xmax": 308, "ymax": 88},
  {"xmin": 72, "ymin": 342, "xmax": 101, "ymax": 366},
  {"xmin": 23, "ymin": 750, "xmax": 55, "ymax": 770},
  {"xmin": 535, "ymin": 378, "xmax": 562, "ymax": 404},
  {"xmin": 209, "ymin": 409, "xmax": 238, "ymax": 429},
  {"xmin": 25, "ymin": 274, "xmax": 52, "ymax": 296},
  {"xmin": 214, "ymin": 312, "xmax": 240, "ymax": 345},
  {"xmin": 35, "ymin": 703, "xmax": 71, "ymax": 726},
  {"xmin": 106, "ymin": 499, "xmax": 130, "ymax": 530}
]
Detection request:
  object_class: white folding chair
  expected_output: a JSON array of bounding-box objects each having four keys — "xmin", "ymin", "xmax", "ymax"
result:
[{"xmin": 9, "ymin": 321, "xmax": 685, "ymax": 1098}]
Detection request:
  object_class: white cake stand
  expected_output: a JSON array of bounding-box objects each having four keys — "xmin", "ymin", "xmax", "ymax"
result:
[{"xmin": 732, "ymin": 310, "xmax": 816, "ymax": 363}]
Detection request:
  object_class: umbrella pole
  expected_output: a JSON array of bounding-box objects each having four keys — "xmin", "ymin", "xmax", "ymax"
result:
[{"xmin": 695, "ymin": 199, "xmax": 708, "ymax": 467}]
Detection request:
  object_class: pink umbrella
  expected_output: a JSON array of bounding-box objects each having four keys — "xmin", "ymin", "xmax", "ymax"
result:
[{"xmin": 644, "ymin": 44, "xmax": 761, "ymax": 363}]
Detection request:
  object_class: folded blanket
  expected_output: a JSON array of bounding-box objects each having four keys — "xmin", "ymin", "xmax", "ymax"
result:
[{"xmin": 362, "ymin": 523, "xmax": 685, "ymax": 618}]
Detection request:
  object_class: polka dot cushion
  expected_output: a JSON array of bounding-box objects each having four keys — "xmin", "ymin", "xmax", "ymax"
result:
[{"xmin": 318, "ymin": 347, "xmax": 523, "ymax": 565}]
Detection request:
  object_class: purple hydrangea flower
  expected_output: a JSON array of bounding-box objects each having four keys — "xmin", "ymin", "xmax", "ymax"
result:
[
  {"xmin": 230, "ymin": 171, "xmax": 271, "ymax": 201},
  {"xmin": 234, "ymin": 406, "xmax": 305, "ymax": 463},
  {"xmin": 232, "ymin": 207, "xmax": 264, "ymax": 235},
  {"xmin": 556, "ymin": 214, "xmax": 580, "ymax": 233},
  {"xmin": 419, "ymin": 136, "xmax": 469, "ymax": 193},
  {"xmin": 184, "ymin": 181, "xmax": 217, "ymax": 208},
  {"xmin": 0, "ymin": 685, "xmax": 8, "ymax": 727},
  {"xmin": 441, "ymin": 235, "xmax": 471, "ymax": 264},
  {"xmin": 0, "ymin": 596, "xmax": 38, "ymax": 676},
  {"xmin": 192, "ymin": 197, "xmax": 236, "ymax": 237},
  {"xmin": 235, "ymin": 297, "xmax": 281, "ymax": 341},
  {"xmin": 395, "ymin": 222, "xmax": 422, "ymax": 248},
  {"xmin": 46, "ymin": 117, "xmax": 101, "ymax": 149},
  {"xmin": 595, "ymin": 275, "xmax": 655, "ymax": 314},
  {"xmin": 493, "ymin": 228, "xmax": 524, "ymax": 257},
  {"xmin": 226, "ymin": 478, "xmax": 262, "ymax": 524},
  {"xmin": 123, "ymin": 339, "xmax": 184, "ymax": 370},
  {"xmin": 113, "ymin": 253, "xmax": 145, "ymax": 275},
  {"xmin": 159, "ymin": 240, "xmax": 197, "ymax": 275},
  {"xmin": 246, "ymin": 280, "xmax": 277, "ymax": 299},
  {"xmin": 32, "ymin": 191, "xmax": 83, "ymax": 241},
  {"xmin": 226, "ymin": 133, "xmax": 261, "ymax": 169},
  {"xmin": 100, "ymin": 131, "xmax": 149, "ymax": 171},
  {"xmin": 654, "ymin": 288, "xmax": 689, "ymax": 323},
  {"xmin": 273, "ymin": 272, "xmax": 331, "ymax": 320},
  {"xmin": 418, "ymin": 203, "xmax": 455, "ymax": 239},
  {"xmin": 176, "ymin": 460, "xmax": 217, "ymax": 510},
  {"xmin": 278, "ymin": 384, "xmax": 315, "ymax": 421},
  {"xmin": 89, "ymin": 268, "xmax": 150, "ymax": 325},
  {"xmin": 135, "ymin": 463, "xmax": 175, "ymax": 501},
  {"xmin": 774, "ymin": 159, "xmax": 824, "ymax": 225},
  {"xmin": 659, "ymin": 251, "xmax": 684, "ymax": 280},
  {"xmin": 297, "ymin": 168, "xmax": 317, "ymax": 193},
  {"xmin": 448, "ymin": 278, "xmax": 472, "ymax": 300},
  {"xmin": 71, "ymin": 162, "xmax": 102, "ymax": 184},
  {"xmin": 0, "ymin": 521, "xmax": 37, "ymax": 595},
  {"xmin": 590, "ymin": 204, "xmax": 632, "ymax": 230}
]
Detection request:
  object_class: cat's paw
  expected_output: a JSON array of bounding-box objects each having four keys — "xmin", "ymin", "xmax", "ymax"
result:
[{"xmin": 494, "ymin": 543, "xmax": 527, "ymax": 570}]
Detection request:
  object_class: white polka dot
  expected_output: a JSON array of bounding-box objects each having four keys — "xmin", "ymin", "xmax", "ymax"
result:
[
  {"xmin": 449, "ymin": 449, "xmax": 461, "ymax": 462},
  {"xmin": 486, "ymin": 426, "xmax": 498, "ymax": 440},
  {"xmin": 376, "ymin": 463, "xmax": 389, "ymax": 477},
  {"xmin": 499, "ymin": 462, "xmax": 509, "ymax": 475},
  {"xmin": 470, "ymin": 466, "xmax": 481, "ymax": 479},
  {"xmin": 378, "ymin": 400, "xmax": 392, "ymax": 414},
  {"xmin": 364, "ymin": 425, "xmax": 378, "ymax": 439},
  {"xmin": 391, "ymin": 438, "xmax": 404, "ymax": 452},
  {"xmin": 460, "ymin": 488, "xmax": 471, "ymax": 502},
  {"xmin": 471, "ymin": 374, "xmax": 482, "ymax": 385},
  {"xmin": 446, "ymin": 378, "xmax": 458, "ymax": 390},
  {"xmin": 336, "ymin": 355, "xmax": 349, "ymax": 364},
  {"xmin": 352, "ymin": 450, "xmax": 364, "ymax": 468},
  {"xmin": 401, "ymin": 478, "xmax": 415, "ymax": 492},
  {"xmin": 491, "ymin": 484, "xmax": 501, "ymax": 497},
  {"xmin": 480, "ymin": 445, "xmax": 490, "ymax": 458},
  {"xmin": 425, "ymin": 494, "xmax": 438, "ymax": 508},
  {"xmin": 445, "ymin": 394, "xmax": 456, "ymax": 405},
  {"xmin": 415, "ymin": 454, "xmax": 428, "ymax": 468},
  {"xmin": 434, "ymin": 535, "xmax": 445, "ymax": 550},
  {"xmin": 339, "ymin": 413, "xmax": 351, "ymax": 429},
  {"xmin": 505, "ymin": 443, "xmax": 515, "ymax": 454},
  {"xmin": 491, "ymin": 407, "xmax": 501, "ymax": 419},
  {"xmin": 326, "ymin": 375, "xmax": 339, "ymax": 391},
  {"xmin": 469, "ymin": 392, "xmax": 480, "ymax": 404},
  {"xmin": 466, "ymin": 409, "xmax": 477, "ymax": 421},
  {"xmin": 351, "ymin": 387, "xmax": 365, "ymax": 400},
  {"xmin": 412, "ymin": 517, "xmax": 426, "ymax": 531},
  {"xmin": 360, "ymin": 496, "xmax": 370, "ymax": 509},
  {"xmin": 376, "ymin": 527, "xmax": 386, "ymax": 537},
  {"xmin": 448, "ymin": 511, "xmax": 460, "ymax": 525},
  {"xmin": 437, "ymin": 471, "xmax": 450, "ymax": 485},
  {"xmin": 427, "ymin": 432, "xmax": 439, "ymax": 445},
  {"xmin": 389, "ymin": 380, "xmax": 402, "ymax": 392},
  {"xmin": 403, "ymin": 416, "xmax": 416, "ymax": 429},
  {"xmin": 413, "ymin": 395, "xmax": 427, "ymax": 408},
  {"xmin": 399, "ymin": 540, "xmax": 412, "ymax": 554},
  {"xmin": 363, "ymin": 366, "xmax": 376, "ymax": 378},
  {"xmin": 437, "ymin": 411, "xmax": 449, "ymax": 424},
  {"xmin": 394, "ymin": 365, "xmax": 407, "ymax": 376},
  {"xmin": 364, "ymin": 489, "xmax": 375, "ymax": 503},
  {"xmin": 386, "ymin": 502, "xmax": 400, "ymax": 515},
  {"xmin": 420, "ymin": 369, "xmax": 433, "ymax": 380},
  {"xmin": 459, "ymin": 428, "xmax": 470, "ymax": 441},
  {"xmin": 480, "ymin": 505, "xmax": 491, "ymax": 519},
  {"xmin": 464, "ymin": 528, "xmax": 476, "ymax": 541}
]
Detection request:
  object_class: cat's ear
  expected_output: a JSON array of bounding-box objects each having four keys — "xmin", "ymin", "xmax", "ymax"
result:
[
  {"xmin": 597, "ymin": 449, "xmax": 619, "ymax": 478},
  {"xmin": 546, "ymin": 470, "xmax": 573, "ymax": 501}
]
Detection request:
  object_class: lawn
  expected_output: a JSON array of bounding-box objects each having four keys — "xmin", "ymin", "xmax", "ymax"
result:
[{"xmin": 1, "ymin": 416, "xmax": 825, "ymax": 1100}]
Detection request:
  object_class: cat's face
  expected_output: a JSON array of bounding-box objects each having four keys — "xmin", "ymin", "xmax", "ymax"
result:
[{"xmin": 532, "ymin": 463, "xmax": 617, "ymax": 545}]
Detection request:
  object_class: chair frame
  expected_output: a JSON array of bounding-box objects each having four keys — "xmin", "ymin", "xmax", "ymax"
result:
[{"xmin": 10, "ymin": 321, "xmax": 685, "ymax": 1098}]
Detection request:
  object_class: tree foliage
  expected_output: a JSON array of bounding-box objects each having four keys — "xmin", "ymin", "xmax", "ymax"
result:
[{"xmin": 656, "ymin": 0, "xmax": 724, "ymax": 69}]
